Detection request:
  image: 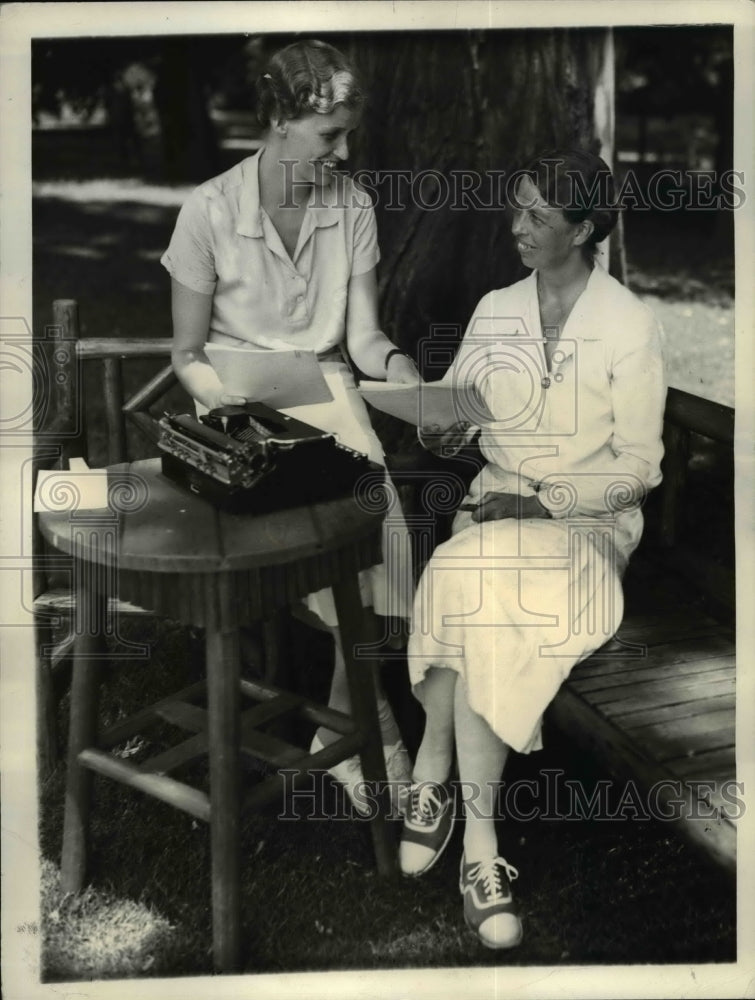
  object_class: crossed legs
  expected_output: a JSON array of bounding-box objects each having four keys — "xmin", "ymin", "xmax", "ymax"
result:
[
  {"xmin": 411, "ymin": 666, "xmax": 509, "ymax": 862},
  {"xmin": 401, "ymin": 665, "xmax": 522, "ymax": 949}
]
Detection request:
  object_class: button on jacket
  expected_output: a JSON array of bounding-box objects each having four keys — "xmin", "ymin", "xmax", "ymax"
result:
[{"xmin": 446, "ymin": 264, "xmax": 667, "ymax": 521}]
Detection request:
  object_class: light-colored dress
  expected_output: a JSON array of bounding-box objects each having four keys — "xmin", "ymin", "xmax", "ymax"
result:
[
  {"xmin": 161, "ymin": 149, "xmax": 413, "ymax": 627},
  {"xmin": 407, "ymin": 264, "xmax": 666, "ymax": 753}
]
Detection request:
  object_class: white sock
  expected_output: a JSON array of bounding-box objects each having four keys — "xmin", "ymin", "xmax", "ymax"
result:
[{"xmin": 462, "ymin": 818, "xmax": 498, "ymax": 864}]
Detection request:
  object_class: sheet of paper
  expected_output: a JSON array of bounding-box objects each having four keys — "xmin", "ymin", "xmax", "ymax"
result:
[
  {"xmin": 34, "ymin": 469, "xmax": 110, "ymax": 512},
  {"xmin": 280, "ymin": 372, "xmax": 375, "ymax": 460},
  {"xmin": 205, "ymin": 344, "xmax": 333, "ymax": 408},
  {"xmin": 358, "ymin": 380, "xmax": 495, "ymax": 428}
]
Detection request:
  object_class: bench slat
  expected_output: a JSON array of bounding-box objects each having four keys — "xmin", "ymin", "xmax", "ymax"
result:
[
  {"xmin": 665, "ymin": 746, "xmax": 736, "ymax": 781},
  {"xmin": 628, "ymin": 707, "xmax": 735, "ymax": 761},
  {"xmin": 608, "ymin": 613, "xmax": 723, "ymax": 644},
  {"xmin": 572, "ymin": 633, "xmax": 733, "ymax": 674},
  {"xmin": 547, "ymin": 687, "xmax": 736, "ymax": 874},
  {"xmin": 571, "ymin": 653, "xmax": 735, "ymax": 693},
  {"xmin": 613, "ymin": 692, "xmax": 735, "ymax": 728},
  {"xmin": 552, "ymin": 608, "xmax": 736, "ymax": 873},
  {"xmin": 596, "ymin": 671, "xmax": 734, "ymax": 714}
]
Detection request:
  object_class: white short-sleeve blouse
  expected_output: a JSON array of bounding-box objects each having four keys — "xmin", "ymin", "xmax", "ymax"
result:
[{"xmin": 160, "ymin": 148, "xmax": 380, "ymax": 355}]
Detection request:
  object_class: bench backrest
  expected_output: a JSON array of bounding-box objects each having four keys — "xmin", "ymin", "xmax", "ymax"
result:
[
  {"xmin": 651, "ymin": 386, "xmax": 735, "ymax": 614},
  {"xmin": 659, "ymin": 387, "xmax": 734, "ymax": 546}
]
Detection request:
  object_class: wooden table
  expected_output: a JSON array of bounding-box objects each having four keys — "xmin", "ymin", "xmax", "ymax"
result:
[{"xmin": 39, "ymin": 457, "xmax": 396, "ymax": 973}]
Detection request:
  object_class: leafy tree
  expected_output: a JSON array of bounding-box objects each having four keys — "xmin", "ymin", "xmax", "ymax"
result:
[
  {"xmin": 32, "ymin": 35, "xmax": 245, "ymax": 180},
  {"xmin": 615, "ymin": 25, "xmax": 733, "ymax": 172}
]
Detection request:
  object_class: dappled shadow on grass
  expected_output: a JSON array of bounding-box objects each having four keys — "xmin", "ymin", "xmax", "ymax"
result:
[
  {"xmin": 40, "ymin": 858, "xmax": 180, "ymax": 981},
  {"xmin": 623, "ymin": 209, "xmax": 734, "ymax": 306},
  {"xmin": 627, "ymin": 268, "xmax": 734, "ymax": 305},
  {"xmin": 33, "ymin": 188, "xmax": 193, "ymax": 465},
  {"xmin": 38, "ymin": 620, "xmax": 735, "ymax": 980},
  {"xmin": 33, "ymin": 195, "xmax": 176, "ymax": 339}
]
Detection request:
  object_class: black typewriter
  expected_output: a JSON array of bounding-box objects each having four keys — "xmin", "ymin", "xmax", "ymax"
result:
[{"xmin": 158, "ymin": 402, "xmax": 377, "ymax": 514}]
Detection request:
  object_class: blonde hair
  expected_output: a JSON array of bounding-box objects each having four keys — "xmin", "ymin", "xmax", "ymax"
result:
[{"xmin": 256, "ymin": 39, "xmax": 364, "ymax": 126}]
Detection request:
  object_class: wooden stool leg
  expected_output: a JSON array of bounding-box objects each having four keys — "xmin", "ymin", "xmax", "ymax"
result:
[
  {"xmin": 205, "ymin": 574, "xmax": 242, "ymax": 973},
  {"xmin": 35, "ymin": 619, "xmax": 58, "ymax": 779},
  {"xmin": 332, "ymin": 576, "xmax": 398, "ymax": 878},
  {"xmin": 61, "ymin": 574, "xmax": 106, "ymax": 893}
]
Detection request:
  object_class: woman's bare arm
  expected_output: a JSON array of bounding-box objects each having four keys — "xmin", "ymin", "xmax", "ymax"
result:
[
  {"xmin": 169, "ymin": 278, "xmax": 245, "ymax": 409},
  {"xmin": 345, "ymin": 269, "xmax": 421, "ymax": 383}
]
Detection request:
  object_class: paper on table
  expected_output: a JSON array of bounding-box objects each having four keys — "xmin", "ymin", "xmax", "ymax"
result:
[
  {"xmin": 359, "ymin": 380, "xmax": 495, "ymax": 429},
  {"xmin": 34, "ymin": 469, "xmax": 109, "ymax": 512},
  {"xmin": 205, "ymin": 344, "xmax": 333, "ymax": 408},
  {"xmin": 280, "ymin": 371, "xmax": 376, "ymax": 459}
]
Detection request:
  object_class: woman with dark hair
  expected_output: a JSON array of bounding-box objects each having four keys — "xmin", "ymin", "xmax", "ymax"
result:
[
  {"xmin": 400, "ymin": 149, "xmax": 666, "ymax": 948},
  {"xmin": 161, "ymin": 39, "xmax": 417, "ymax": 812}
]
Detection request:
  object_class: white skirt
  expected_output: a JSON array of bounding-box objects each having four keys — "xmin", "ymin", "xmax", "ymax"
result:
[
  {"xmin": 406, "ymin": 479, "xmax": 643, "ymax": 753},
  {"xmin": 280, "ymin": 361, "xmax": 414, "ymax": 630}
]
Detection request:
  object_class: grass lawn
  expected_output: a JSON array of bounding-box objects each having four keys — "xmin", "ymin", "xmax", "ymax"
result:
[
  {"xmin": 29, "ymin": 174, "xmax": 737, "ymax": 981},
  {"xmin": 623, "ymin": 209, "xmax": 734, "ymax": 408},
  {"xmin": 641, "ymin": 296, "xmax": 734, "ymax": 407}
]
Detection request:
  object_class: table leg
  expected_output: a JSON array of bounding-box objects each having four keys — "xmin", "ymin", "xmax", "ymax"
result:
[
  {"xmin": 61, "ymin": 569, "xmax": 107, "ymax": 893},
  {"xmin": 205, "ymin": 574, "xmax": 242, "ymax": 973},
  {"xmin": 332, "ymin": 575, "xmax": 398, "ymax": 878}
]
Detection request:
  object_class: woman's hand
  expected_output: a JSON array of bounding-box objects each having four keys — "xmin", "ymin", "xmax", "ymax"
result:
[
  {"xmin": 458, "ymin": 491, "xmax": 550, "ymax": 523},
  {"xmin": 418, "ymin": 421, "xmax": 475, "ymax": 456},
  {"xmin": 386, "ymin": 352, "xmax": 422, "ymax": 384}
]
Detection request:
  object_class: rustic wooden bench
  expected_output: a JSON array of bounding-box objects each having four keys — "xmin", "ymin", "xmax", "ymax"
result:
[{"xmin": 547, "ymin": 388, "xmax": 736, "ymax": 875}]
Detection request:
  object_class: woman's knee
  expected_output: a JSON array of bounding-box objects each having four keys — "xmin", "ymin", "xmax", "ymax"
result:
[{"xmin": 419, "ymin": 665, "xmax": 458, "ymax": 719}]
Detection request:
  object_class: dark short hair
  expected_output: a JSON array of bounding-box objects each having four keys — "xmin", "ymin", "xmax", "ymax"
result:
[
  {"xmin": 521, "ymin": 148, "xmax": 619, "ymax": 260},
  {"xmin": 256, "ymin": 39, "xmax": 364, "ymax": 127}
]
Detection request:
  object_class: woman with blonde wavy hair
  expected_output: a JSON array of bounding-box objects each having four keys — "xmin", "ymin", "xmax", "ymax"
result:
[{"xmin": 162, "ymin": 39, "xmax": 417, "ymax": 813}]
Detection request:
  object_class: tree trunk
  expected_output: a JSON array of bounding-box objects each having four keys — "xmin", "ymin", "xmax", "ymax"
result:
[
  {"xmin": 348, "ymin": 29, "xmax": 614, "ymax": 373},
  {"xmin": 152, "ymin": 38, "xmax": 220, "ymax": 183}
]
